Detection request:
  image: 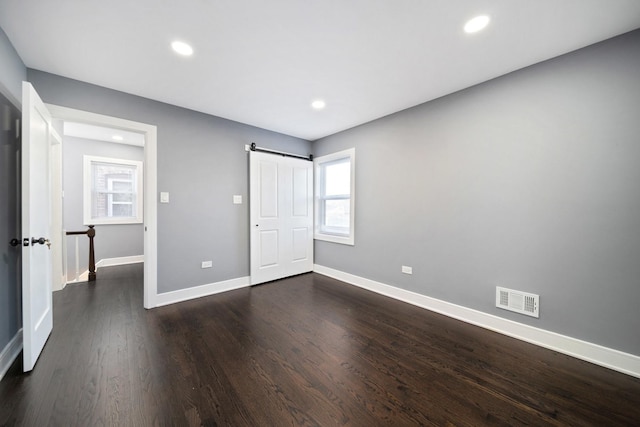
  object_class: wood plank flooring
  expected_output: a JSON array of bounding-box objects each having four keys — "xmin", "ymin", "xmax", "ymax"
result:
[{"xmin": 1, "ymin": 264, "xmax": 639, "ymax": 426}]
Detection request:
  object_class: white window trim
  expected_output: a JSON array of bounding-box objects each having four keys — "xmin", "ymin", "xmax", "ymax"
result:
[
  {"xmin": 83, "ymin": 155, "xmax": 143, "ymax": 225},
  {"xmin": 314, "ymin": 148, "xmax": 355, "ymax": 245}
]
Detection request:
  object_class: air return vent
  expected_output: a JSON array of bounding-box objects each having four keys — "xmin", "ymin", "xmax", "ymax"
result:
[{"xmin": 496, "ymin": 287, "xmax": 539, "ymax": 318}]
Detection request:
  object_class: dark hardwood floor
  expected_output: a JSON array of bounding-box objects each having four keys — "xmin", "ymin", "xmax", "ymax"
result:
[{"xmin": 1, "ymin": 264, "xmax": 639, "ymax": 426}]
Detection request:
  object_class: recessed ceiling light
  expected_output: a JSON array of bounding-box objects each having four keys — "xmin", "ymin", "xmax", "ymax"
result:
[
  {"xmin": 112, "ymin": 135, "xmax": 124, "ymax": 141},
  {"xmin": 311, "ymin": 99, "xmax": 326, "ymax": 110},
  {"xmin": 171, "ymin": 41, "xmax": 194, "ymax": 56},
  {"xmin": 464, "ymin": 15, "xmax": 490, "ymax": 33}
]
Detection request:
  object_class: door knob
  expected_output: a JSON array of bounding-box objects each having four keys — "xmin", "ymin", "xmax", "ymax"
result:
[
  {"xmin": 31, "ymin": 237, "xmax": 46, "ymax": 245},
  {"xmin": 31, "ymin": 237, "xmax": 51, "ymax": 249},
  {"xmin": 9, "ymin": 238, "xmax": 20, "ymax": 247}
]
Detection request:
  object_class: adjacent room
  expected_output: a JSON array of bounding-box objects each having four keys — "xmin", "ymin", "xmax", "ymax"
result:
[{"xmin": 1, "ymin": 1, "xmax": 640, "ymax": 425}]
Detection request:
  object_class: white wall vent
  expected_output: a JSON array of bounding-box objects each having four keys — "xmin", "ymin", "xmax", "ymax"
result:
[{"xmin": 496, "ymin": 286, "xmax": 539, "ymax": 318}]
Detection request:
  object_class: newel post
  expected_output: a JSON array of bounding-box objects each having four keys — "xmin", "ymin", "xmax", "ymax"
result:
[{"xmin": 87, "ymin": 225, "xmax": 96, "ymax": 281}]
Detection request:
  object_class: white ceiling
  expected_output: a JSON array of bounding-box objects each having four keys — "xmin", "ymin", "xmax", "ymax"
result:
[{"xmin": 2, "ymin": 1, "xmax": 640, "ymax": 141}]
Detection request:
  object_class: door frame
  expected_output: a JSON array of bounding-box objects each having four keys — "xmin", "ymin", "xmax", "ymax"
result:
[
  {"xmin": 45, "ymin": 105, "xmax": 158, "ymax": 309},
  {"xmin": 50, "ymin": 132, "xmax": 64, "ymax": 291}
]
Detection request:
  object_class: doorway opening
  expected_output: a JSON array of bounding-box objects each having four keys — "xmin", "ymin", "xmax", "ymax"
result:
[
  {"xmin": 46, "ymin": 105, "xmax": 158, "ymax": 309},
  {"xmin": 58, "ymin": 121, "xmax": 144, "ymax": 287}
]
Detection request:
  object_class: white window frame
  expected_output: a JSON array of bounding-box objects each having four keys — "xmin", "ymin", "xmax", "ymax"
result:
[
  {"xmin": 314, "ymin": 148, "xmax": 355, "ymax": 245},
  {"xmin": 83, "ymin": 155, "xmax": 143, "ymax": 225},
  {"xmin": 106, "ymin": 177, "xmax": 134, "ymax": 217}
]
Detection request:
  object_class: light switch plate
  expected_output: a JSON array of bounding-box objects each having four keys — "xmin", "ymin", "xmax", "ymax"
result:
[
  {"xmin": 233, "ymin": 195, "xmax": 242, "ymax": 204},
  {"xmin": 160, "ymin": 192, "xmax": 169, "ymax": 203}
]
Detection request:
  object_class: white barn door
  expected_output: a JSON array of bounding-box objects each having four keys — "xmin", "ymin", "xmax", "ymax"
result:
[{"xmin": 250, "ymin": 151, "xmax": 313, "ymax": 285}]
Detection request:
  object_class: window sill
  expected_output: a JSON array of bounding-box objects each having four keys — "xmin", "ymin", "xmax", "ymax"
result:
[{"xmin": 314, "ymin": 233, "xmax": 354, "ymax": 246}]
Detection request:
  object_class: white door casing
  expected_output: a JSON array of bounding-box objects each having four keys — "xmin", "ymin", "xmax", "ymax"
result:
[
  {"xmin": 250, "ymin": 151, "xmax": 313, "ymax": 285},
  {"xmin": 50, "ymin": 131, "xmax": 64, "ymax": 291},
  {"xmin": 21, "ymin": 82, "xmax": 55, "ymax": 372}
]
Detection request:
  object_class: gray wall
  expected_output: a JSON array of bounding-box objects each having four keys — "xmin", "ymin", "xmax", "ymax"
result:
[
  {"xmin": 0, "ymin": 89, "xmax": 21, "ymax": 358},
  {"xmin": 27, "ymin": 69, "xmax": 312, "ymax": 294},
  {"xmin": 0, "ymin": 26, "xmax": 25, "ymax": 107},
  {"xmin": 62, "ymin": 136, "xmax": 144, "ymax": 280},
  {"xmin": 0, "ymin": 26, "xmax": 24, "ymax": 358},
  {"xmin": 313, "ymin": 30, "xmax": 640, "ymax": 356}
]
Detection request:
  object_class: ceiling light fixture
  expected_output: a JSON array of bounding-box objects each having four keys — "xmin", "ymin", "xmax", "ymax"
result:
[
  {"xmin": 311, "ymin": 99, "xmax": 326, "ymax": 110},
  {"xmin": 464, "ymin": 15, "xmax": 490, "ymax": 33},
  {"xmin": 171, "ymin": 41, "xmax": 194, "ymax": 56}
]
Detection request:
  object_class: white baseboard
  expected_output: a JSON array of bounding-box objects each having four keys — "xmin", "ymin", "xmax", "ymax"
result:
[
  {"xmin": 66, "ymin": 255, "xmax": 145, "ymax": 284},
  {"xmin": 314, "ymin": 264, "xmax": 640, "ymax": 379},
  {"xmin": 0, "ymin": 329, "xmax": 22, "ymax": 381},
  {"xmin": 155, "ymin": 276, "xmax": 250, "ymax": 307},
  {"xmin": 96, "ymin": 255, "xmax": 144, "ymax": 269}
]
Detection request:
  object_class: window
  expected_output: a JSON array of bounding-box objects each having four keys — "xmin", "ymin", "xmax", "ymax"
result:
[
  {"xmin": 83, "ymin": 155, "xmax": 143, "ymax": 225},
  {"xmin": 314, "ymin": 148, "xmax": 355, "ymax": 245}
]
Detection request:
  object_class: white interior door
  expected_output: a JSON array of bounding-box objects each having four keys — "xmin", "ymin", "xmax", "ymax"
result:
[
  {"xmin": 21, "ymin": 82, "xmax": 55, "ymax": 372},
  {"xmin": 250, "ymin": 151, "xmax": 313, "ymax": 285}
]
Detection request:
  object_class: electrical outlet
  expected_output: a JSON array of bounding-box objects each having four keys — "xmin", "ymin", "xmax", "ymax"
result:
[
  {"xmin": 201, "ymin": 261, "xmax": 212, "ymax": 269},
  {"xmin": 402, "ymin": 265, "xmax": 413, "ymax": 275}
]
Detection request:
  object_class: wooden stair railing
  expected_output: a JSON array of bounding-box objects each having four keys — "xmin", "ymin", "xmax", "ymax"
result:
[{"xmin": 65, "ymin": 225, "xmax": 96, "ymax": 281}]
